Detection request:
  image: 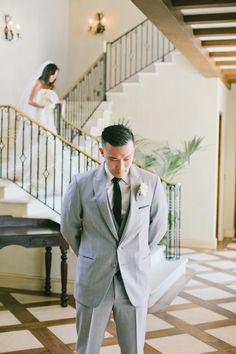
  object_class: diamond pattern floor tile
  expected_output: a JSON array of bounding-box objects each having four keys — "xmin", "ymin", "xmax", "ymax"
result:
[
  {"xmin": 167, "ymin": 307, "xmax": 227, "ymax": 325},
  {"xmin": 0, "ymin": 310, "xmax": 21, "ymax": 326},
  {"xmin": 0, "ymin": 330, "xmax": 43, "ymax": 353},
  {"xmin": 197, "ymin": 271, "xmax": 236, "ymax": 283},
  {"xmin": 28, "ymin": 304, "xmax": 76, "ymax": 321},
  {"xmin": 184, "ymin": 286, "xmax": 234, "ymax": 300},
  {"xmin": 146, "ymin": 333, "xmax": 216, "ymax": 354},
  {"xmin": 146, "ymin": 314, "xmax": 173, "ymax": 331},
  {"xmin": 206, "ymin": 325, "xmax": 236, "ymax": 347},
  {"xmin": 218, "ymin": 301, "xmax": 236, "ymax": 314},
  {"xmin": 1, "ymin": 241, "xmax": 236, "ymax": 354}
]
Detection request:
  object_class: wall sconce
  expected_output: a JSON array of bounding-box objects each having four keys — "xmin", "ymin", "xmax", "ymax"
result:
[
  {"xmin": 4, "ymin": 14, "xmax": 21, "ymax": 41},
  {"xmin": 88, "ymin": 13, "xmax": 106, "ymax": 34}
]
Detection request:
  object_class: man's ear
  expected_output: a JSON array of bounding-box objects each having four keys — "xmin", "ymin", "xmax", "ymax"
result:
[{"xmin": 99, "ymin": 147, "xmax": 104, "ymax": 157}]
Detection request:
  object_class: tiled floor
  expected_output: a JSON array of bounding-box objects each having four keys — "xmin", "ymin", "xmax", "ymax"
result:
[{"xmin": 1, "ymin": 240, "xmax": 236, "ymax": 353}]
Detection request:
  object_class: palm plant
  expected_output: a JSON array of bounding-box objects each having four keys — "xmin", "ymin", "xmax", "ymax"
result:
[
  {"xmin": 112, "ymin": 119, "xmax": 204, "ymax": 181},
  {"xmin": 134, "ymin": 136, "xmax": 204, "ymax": 181}
]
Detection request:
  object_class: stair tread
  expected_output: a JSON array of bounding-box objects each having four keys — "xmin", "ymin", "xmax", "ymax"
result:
[{"xmin": 149, "ymin": 257, "xmax": 187, "ymax": 307}]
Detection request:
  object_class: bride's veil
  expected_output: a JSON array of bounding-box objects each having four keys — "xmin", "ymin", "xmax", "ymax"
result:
[
  {"xmin": 12, "ymin": 60, "xmax": 56, "ymax": 185},
  {"xmin": 18, "ymin": 60, "xmax": 53, "ymax": 118}
]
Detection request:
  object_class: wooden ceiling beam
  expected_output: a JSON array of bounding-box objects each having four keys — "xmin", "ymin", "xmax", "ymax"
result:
[
  {"xmin": 193, "ymin": 27, "xmax": 236, "ymax": 37},
  {"xmin": 184, "ymin": 13, "xmax": 236, "ymax": 24},
  {"xmin": 221, "ymin": 69, "xmax": 236, "ymax": 76},
  {"xmin": 173, "ymin": 0, "xmax": 236, "ymax": 9},
  {"xmin": 131, "ymin": 0, "xmax": 232, "ymax": 86},
  {"xmin": 215, "ymin": 60, "xmax": 236, "ymax": 65},
  {"xmin": 202, "ymin": 39, "xmax": 236, "ymax": 46},
  {"xmin": 209, "ymin": 50, "xmax": 236, "ymax": 57},
  {"xmin": 131, "ymin": 0, "xmax": 221, "ymax": 78},
  {"xmin": 224, "ymin": 74, "xmax": 236, "ymax": 78}
]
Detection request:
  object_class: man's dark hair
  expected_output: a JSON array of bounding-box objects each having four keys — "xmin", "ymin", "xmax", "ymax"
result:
[{"xmin": 101, "ymin": 124, "xmax": 134, "ymax": 147}]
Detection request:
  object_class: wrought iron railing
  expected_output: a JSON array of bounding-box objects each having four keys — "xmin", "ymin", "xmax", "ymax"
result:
[
  {"xmin": 54, "ymin": 104, "xmax": 100, "ymax": 161},
  {"xmin": 0, "ymin": 105, "xmax": 100, "ymax": 214},
  {"xmin": 163, "ymin": 181, "xmax": 181, "ymax": 260},
  {"xmin": 61, "ymin": 54, "xmax": 106, "ymax": 129},
  {"xmin": 59, "ymin": 19, "xmax": 174, "ymax": 131},
  {"xmin": 106, "ymin": 19, "xmax": 175, "ymax": 90},
  {"xmin": 135, "ymin": 160, "xmax": 181, "ymax": 260},
  {"xmin": 0, "ymin": 105, "xmax": 181, "ymax": 259}
]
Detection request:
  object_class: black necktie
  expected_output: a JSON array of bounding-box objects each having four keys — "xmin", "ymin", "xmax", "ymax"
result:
[{"xmin": 112, "ymin": 177, "xmax": 122, "ymax": 228}]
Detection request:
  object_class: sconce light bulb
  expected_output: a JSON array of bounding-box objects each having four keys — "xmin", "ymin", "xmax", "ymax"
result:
[
  {"xmin": 4, "ymin": 14, "xmax": 22, "ymax": 41},
  {"xmin": 88, "ymin": 13, "xmax": 106, "ymax": 34}
]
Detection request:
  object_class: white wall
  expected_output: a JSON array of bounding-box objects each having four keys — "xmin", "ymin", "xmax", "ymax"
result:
[
  {"xmin": 0, "ymin": 0, "xmax": 235, "ymax": 292},
  {"xmin": 67, "ymin": 0, "xmax": 146, "ymax": 85},
  {"xmin": 0, "ymin": 0, "xmax": 70, "ymax": 104},
  {"xmin": 107, "ymin": 51, "xmax": 231, "ymax": 249},
  {"xmin": 223, "ymin": 85, "xmax": 236, "ymax": 237},
  {"xmin": 0, "ymin": 0, "xmax": 146, "ymax": 293},
  {"xmin": 0, "ymin": 0, "xmax": 145, "ymax": 103},
  {"xmin": 0, "ymin": 0, "xmax": 70, "ymax": 293},
  {"xmin": 215, "ymin": 81, "xmax": 228, "ymax": 241}
]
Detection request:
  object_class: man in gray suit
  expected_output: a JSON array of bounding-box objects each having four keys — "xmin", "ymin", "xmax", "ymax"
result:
[{"xmin": 61, "ymin": 124, "xmax": 168, "ymax": 354}]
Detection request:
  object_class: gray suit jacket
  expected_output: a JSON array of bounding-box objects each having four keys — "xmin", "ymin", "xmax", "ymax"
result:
[{"xmin": 61, "ymin": 163, "xmax": 168, "ymax": 307}]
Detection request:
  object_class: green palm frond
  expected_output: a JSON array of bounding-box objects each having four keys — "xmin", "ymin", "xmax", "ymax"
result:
[
  {"xmin": 135, "ymin": 136, "xmax": 204, "ymax": 181},
  {"xmin": 112, "ymin": 119, "xmax": 204, "ymax": 181}
]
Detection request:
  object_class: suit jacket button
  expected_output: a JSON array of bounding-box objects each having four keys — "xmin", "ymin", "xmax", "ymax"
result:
[{"xmin": 111, "ymin": 263, "xmax": 116, "ymax": 268}]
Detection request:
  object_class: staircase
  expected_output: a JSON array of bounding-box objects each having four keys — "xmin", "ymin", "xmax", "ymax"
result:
[
  {"xmin": 84, "ymin": 56, "xmax": 176, "ymax": 137},
  {"xmin": 0, "ymin": 178, "xmax": 187, "ymax": 306},
  {"xmin": 0, "ymin": 180, "xmax": 59, "ymax": 222},
  {"xmin": 0, "ymin": 20, "xmax": 187, "ymax": 304}
]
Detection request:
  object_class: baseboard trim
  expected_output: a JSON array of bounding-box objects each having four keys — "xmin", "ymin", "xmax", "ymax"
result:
[
  {"xmin": 0, "ymin": 272, "xmax": 74, "ymax": 294},
  {"xmin": 181, "ymin": 237, "xmax": 217, "ymax": 249}
]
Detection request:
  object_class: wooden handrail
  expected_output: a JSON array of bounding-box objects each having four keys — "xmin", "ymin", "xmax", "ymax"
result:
[{"xmin": 1, "ymin": 105, "xmax": 100, "ymax": 164}]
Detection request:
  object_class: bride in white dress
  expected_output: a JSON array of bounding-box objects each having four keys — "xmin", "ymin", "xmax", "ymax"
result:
[
  {"xmin": 13, "ymin": 61, "xmax": 65, "ymax": 198},
  {"xmin": 26, "ymin": 62, "xmax": 62, "ymax": 133}
]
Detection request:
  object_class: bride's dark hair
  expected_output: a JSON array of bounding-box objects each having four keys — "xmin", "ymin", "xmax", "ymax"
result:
[{"xmin": 39, "ymin": 63, "xmax": 59, "ymax": 89}]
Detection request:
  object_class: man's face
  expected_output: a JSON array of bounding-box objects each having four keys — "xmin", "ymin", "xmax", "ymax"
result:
[{"xmin": 99, "ymin": 140, "xmax": 135, "ymax": 179}]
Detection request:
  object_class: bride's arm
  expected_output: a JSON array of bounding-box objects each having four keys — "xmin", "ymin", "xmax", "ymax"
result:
[{"xmin": 28, "ymin": 80, "xmax": 44, "ymax": 108}]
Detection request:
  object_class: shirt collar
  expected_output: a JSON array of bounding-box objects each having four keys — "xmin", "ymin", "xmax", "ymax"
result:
[{"xmin": 104, "ymin": 163, "xmax": 130, "ymax": 185}]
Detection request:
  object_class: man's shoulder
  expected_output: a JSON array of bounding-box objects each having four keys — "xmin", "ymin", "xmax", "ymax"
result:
[
  {"xmin": 72, "ymin": 165, "xmax": 100, "ymax": 184},
  {"xmin": 132, "ymin": 164, "xmax": 160, "ymax": 182}
]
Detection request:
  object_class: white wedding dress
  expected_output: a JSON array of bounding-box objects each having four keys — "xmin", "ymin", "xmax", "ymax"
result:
[
  {"xmin": 12, "ymin": 62, "xmax": 64, "ymax": 198},
  {"xmin": 31, "ymin": 88, "xmax": 60, "ymax": 134}
]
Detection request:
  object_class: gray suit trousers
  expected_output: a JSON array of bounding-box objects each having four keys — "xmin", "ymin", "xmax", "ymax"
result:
[{"xmin": 75, "ymin": 272, "xmax": 147, "ymax": 354}]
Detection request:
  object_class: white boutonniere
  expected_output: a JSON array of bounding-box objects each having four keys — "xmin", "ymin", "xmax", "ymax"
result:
[{"xmin": 136, "ymin": 183, "xmax": 148, "ymax": 201}]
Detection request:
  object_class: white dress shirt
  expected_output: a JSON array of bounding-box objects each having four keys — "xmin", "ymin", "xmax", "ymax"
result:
[{"xmin": 104, "ymin": 164, "xmax": 130, "ymax": 219}]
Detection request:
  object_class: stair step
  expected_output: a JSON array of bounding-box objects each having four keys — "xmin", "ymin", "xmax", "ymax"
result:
[
  {"xmin": 122, "ymin": 75, "xmax": 143, "ymax": 87},
  {"xmin": 138, "ymin": 71, "xmax": 160, "ymax": 77},
  {"xmin": 154, "ymin": 62, "xmax": 176, "ymax": 70},
  {"xmin": 0, "ymin": 179, "xmax": 60, "ymax": 221},
  {"xmin": 122, "ymin": 81, "xmax": 143, "ymax": 87},
  {"xmin": 106, "ymin": 91, "xmax": 127, "ymax": 97},
  {"xmin": 151, "ymin": 245, "xmax": 166, "ymax": 265},
  {"xmin": 149, "ymin": 257, "xmax": 187, "ymax": 308},
  {"xmin": 140, "ymin": 63, "xmax": 159, "ymax": 73},
  {"xmin": 0, "ymin": 199, "xmax": 29, "ymax": 217}
]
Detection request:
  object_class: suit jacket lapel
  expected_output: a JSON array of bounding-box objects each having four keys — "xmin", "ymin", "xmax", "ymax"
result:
[
  {"xmin": 93, "ymin": 163, "xmax": 119, "ymax": 240},
  {"xmin": 120, "ymin": 164, "xmax": 142, "ymax": 242}
]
